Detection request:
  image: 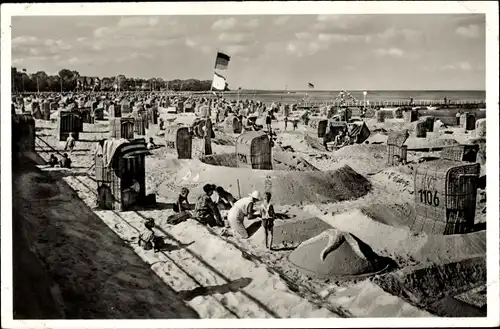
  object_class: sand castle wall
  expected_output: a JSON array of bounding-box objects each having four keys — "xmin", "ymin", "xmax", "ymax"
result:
[{"xmin": 163, "ymin": 161, "xmax": 371, "ymax": 205}]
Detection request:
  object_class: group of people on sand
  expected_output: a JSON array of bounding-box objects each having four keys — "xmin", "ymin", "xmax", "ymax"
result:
[
  {"xmin": 139, "ymin": 184, "xmax": 276, "ymax": 252},
  {"xmin": 48, "ymin": 153, "xmax": 72, "ymax": 169},
  {"xmin": 322, "ymin": 122, "xmax": 352, "ymax": 151}
]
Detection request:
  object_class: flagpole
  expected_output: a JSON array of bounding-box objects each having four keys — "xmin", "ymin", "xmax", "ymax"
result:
[{"xmin": 211, "ymin": 49, "xmax": 219, "ymax": 93}]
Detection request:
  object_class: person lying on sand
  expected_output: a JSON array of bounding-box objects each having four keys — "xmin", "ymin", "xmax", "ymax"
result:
[
  {"xmin": 194, "ymin": 184, "xmax": 225, "ymax": 228},
  {"xmin": 216, "ymin": 186, "xmax": 237, "ymax": 211},
  {"xmin": 227, "ymin": 190, "xmax": 261, "ymax": 239},
  {"xmin": 260, "ymin": 192, "xmax": 275, "ymax": 250},
  {"xmin": 173, "ymin": 187, "xmax": 191, "ymax": 213}
]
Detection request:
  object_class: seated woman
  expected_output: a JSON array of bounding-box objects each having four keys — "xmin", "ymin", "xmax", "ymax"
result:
[
  {"xmin": 173, "ymin": 187, "xmax": 190, "ymax": 213},
  {"xmin": 193, "ymin": 184, "xmax": 224, "ymax": 227},
  {"xmin": 216, "ymin": 186, "xmax": 237, "ymax": 211},
  {"xmin": 122, "ymin": 179, "xmax": 141, "ymax": 209}
]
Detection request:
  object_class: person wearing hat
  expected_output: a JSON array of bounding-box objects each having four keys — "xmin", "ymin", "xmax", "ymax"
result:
[
  {"xmin": 194, "ymin": 184, "xmax": 224, "ymax": 227},
  {"xmin": 227, "ymin": 190, "xmax": 262, "ymax": 239}
]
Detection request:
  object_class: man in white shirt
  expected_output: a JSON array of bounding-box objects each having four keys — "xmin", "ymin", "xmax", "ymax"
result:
[{"xmin": 227, "ymin": 190, "xmax": 261, "ymax": 239}]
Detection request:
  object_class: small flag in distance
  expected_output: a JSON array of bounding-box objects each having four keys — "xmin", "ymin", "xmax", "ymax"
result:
[
  {"xmin": 308, "ymin": 82, "xmax": 315, "ymax": 89},
  {"xmin": 215, "ymin": 51, "xmax": 231, "ymax": 70}
]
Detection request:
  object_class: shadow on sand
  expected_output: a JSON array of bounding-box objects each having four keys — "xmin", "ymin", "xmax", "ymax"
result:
[{"xmin": 177, "ymin": 277, "xmax": 253, "ymax": 301}]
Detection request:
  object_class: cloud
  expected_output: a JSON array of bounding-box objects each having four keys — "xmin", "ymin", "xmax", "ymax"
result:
[
  {"xmin": 116, "ymin": 52, "xmax": 154, "ymax": 63},
  {"xmin": 219, "ymin": 32, "xmax": 253, "ymax": 44},
  {"xmin": 225, "ymin": 45, "xmax": 249, "ymax": 56},
  {"xmin": 185, "ymin": 38, "xmax": 198, "ymax": 48},
  {"xmin": 373, "ymin": 47, "xmax": 405, "ymax": 57},
  {"xmin": 286, "ymin": 40, "xmax": 322, "ymax": 57},
  {"xmin": 439, "ymin": 61, "xmax": 473, "ymax": 71},
  {"xmin": 212, "ymin": 17, "xmax": 238, "ymax": 31},
  {"xmin": 93, "ymin": 26, "xmax": 112, "ymax": 38},
  {"xmin": 295, "ymin": 32, "xmax": 313, "ymax": 40},
  {"xmin": 245, "ymin": 18, "xmax": 260, "ymax": 29},
  {"xmin": 44, "ymin": 39, "xmax": 72, "ymax": 50},
  {"xmin": 459, "ymin": 61, "xmax": 472, "ymax": 70},
  {"xmin": 12, "ymin": 36, "xmax": 39, "ymax": 46},
  {"xmin": 67, "ymin": 57, "xmax": 81, "ymax": 65},
  {"xmin": 116, "ymin": 16, "xmax": 159, "ymax": 28},
  {"xmin": 314, "ymin": 15, "xmax": 380, "ymax": 35},
  {"xmin": 455, "ymin": 24, "xmax": 481, "ymax": 38},
  {"xmin": 12, "ymin": 36, "xmax": 73, "ymax": 61},
  {"xmin": 200, "ymin": 45, "xmax": 212, "ymax": 54},
  {"xmin": 317, "ymin": 33, "xmax": 358, "ymax": 43},
  {"xmin": 274, "ymin": 16, "xmax": 291, "ymax": 26},
  {"xmin": 377, "ymin": 27, "xmax": 423, "ymax": 41}
]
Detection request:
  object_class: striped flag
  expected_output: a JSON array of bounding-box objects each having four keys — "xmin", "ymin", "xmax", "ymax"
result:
[
  {"xmin": 308, "ymin": 82, "xmax": 315, "ymax": 89},
  {"xmin": 212, "ymin": 72, "xmax": 227, "ymax": 90},
  {"xmin": 215, "ymin": 51, "xmax": 231, "ymax": 70}
]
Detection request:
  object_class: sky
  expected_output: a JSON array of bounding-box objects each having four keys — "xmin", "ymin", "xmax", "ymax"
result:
[{"xmin": 11, "ymin": 14, "xmax": 486, "ymax": 90}]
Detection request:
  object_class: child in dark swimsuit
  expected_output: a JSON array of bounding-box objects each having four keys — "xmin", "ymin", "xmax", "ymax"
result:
[{"xmin": 260, "ymin": 192, "xmax": 275, "ymax": 250}]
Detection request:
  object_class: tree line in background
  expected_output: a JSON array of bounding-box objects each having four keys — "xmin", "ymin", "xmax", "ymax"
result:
[{"xmin": 11, "ymin": 67, "xmax": 227, "ymax": 93}]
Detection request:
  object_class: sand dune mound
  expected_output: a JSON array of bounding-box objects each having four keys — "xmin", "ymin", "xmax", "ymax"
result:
[
  {"xmin": 288, "ymin": 229, "xmax": 391, "ymax": 279},
  {"xmin": 158, "ymin": 161, "xmax": 371, "ymax": 205}
]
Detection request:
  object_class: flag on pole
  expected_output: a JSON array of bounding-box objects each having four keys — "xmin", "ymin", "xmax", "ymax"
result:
[
  {"xmin": 308, "ymin": 82, "xmax": 315, "ymax": 89},
  {"xmin": 212, "ymin": 72, "xmax": 227, "ymax": 90},
  {"xmin": 215, "ymin": 51, "xmax": 231, "ymax": 70}
]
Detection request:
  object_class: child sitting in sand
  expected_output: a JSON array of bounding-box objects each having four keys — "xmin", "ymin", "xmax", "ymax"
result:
[
  {"xmin": 147, "ymin": 137, "xmax": 157, "ymax": 150},
  {"xmin": 260, "ymin": 192, "xmax": 275, "ymax": 250},
  {"xmin": 48, "ymin": 154, "xmax": 59, "ymax": 167},
  {"xmin": 173, "ymin": 187, "xmax": 191, "ymax": 213},
  {"xmin": 59, "ymin": 153, "xmax": 72, "ymax": 169},
  {"xmin": 138, "ymin": 219, "xmax": 167, "ymax": 253}
]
